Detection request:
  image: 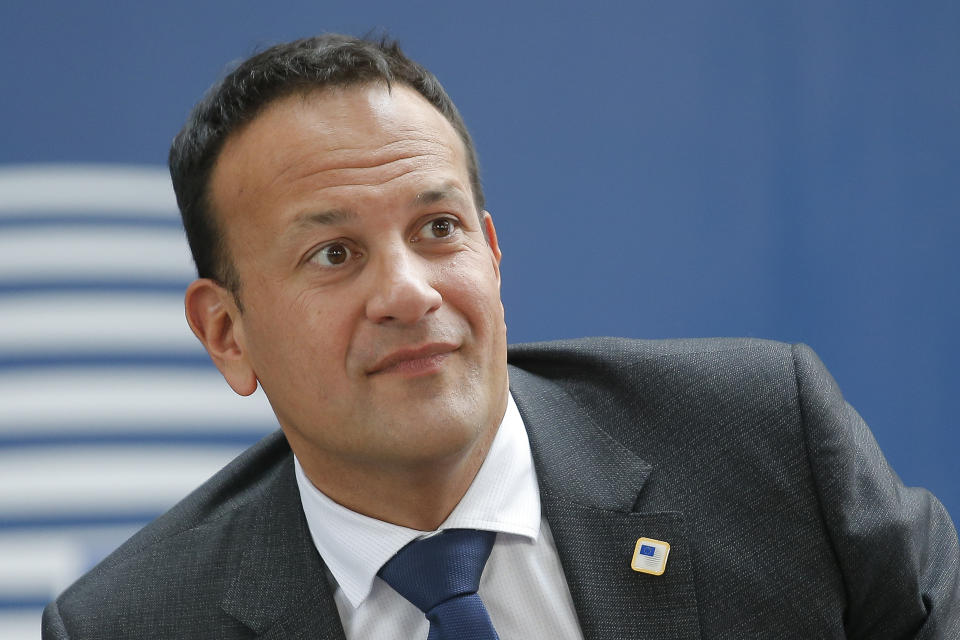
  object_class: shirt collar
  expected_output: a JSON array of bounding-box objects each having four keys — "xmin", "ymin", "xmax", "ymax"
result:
[{"xmin": 294, "ymin": 392, "xmax": 541, "ymax": 608}]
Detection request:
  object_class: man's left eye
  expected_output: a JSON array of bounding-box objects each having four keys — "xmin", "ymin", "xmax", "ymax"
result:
[{"xmin": 417, "ymin": 217, "xmax": 459, "ymax": 240}]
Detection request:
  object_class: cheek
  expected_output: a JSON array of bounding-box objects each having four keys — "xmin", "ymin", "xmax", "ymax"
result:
[
  {"xmin": 244, "ymin": 286, "xmax": 354, "ymax": 381},
  {"xmin": 441, "ymin": 253, "xmax": 505, "ymax": 332}
]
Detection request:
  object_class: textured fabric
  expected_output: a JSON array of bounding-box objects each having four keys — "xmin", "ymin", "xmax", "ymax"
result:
[
  {"xmin": 42, "ymin": 338, "xmax": 960, "ymax": 639},
  {"xmin": 378, "ymin": 529, "xmax": 499, "ymax": 639}
]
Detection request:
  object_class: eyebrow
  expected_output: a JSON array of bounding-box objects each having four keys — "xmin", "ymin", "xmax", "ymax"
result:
[
  {"xmin": 285, "ymin": 183, "xmax": 469, "ymax": 238},
  {"xmin": 414, "ymin": 184, "xmax": 470, "ymax": 208},
  {"xmin": 289, "ymin": 208, "xmax": 357, "ymax": 231}
]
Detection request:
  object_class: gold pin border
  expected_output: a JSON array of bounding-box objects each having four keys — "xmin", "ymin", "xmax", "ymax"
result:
[{"xmin": 630, "ymin": 537, "xmax": 671, "ymax": 575}]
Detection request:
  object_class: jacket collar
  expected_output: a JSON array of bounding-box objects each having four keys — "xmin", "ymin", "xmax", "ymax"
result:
[
  {"xmin": 509, "ymin": 365, "xmax": 702, "ymax": 640},
  {"xmin": 219, "ymin": 446, "xmax": 347, "ymax": 639},
  {"xmin": 508, "ymin": 365, "xmax": 653, "ymax": 512}
]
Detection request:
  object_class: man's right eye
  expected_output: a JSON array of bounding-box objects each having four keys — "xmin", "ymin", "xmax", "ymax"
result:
[{"xmin": 312, "ymin": 242, "xmax": 353, "ymax": 266}]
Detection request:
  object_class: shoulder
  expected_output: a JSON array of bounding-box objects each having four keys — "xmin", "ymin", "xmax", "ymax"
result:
[
  {"xmin": 507, "ymin": 337, "xmax": 822, "ymax": 482},
  {"xmin": 507, "ymin": 336, "xmax": 806, "ymax": 395},
  {"xmin": 94, "ymin": 429, "xmax": 292, "ymax": 563},
  {"xmin": 508, "ymin": 335, "xmax": 795, "ymax": 367},
  {"xmin": 44, "ymin": 430, "xmax": 295, "ymax": 637}
]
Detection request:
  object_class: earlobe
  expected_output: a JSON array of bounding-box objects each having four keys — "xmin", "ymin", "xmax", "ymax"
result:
[{"xmin": 184, "ymin": 279, "xmax": 258, "ymax": 396}]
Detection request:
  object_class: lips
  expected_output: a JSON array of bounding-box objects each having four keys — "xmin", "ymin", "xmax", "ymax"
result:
[{"xmin": 366, "ymin": 343, "xmax": 458, "ymax": 375}]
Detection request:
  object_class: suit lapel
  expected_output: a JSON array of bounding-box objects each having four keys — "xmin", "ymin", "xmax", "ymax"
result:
[
  {"xmin": 510, "ymin": 365, "xmax": 702, "ymax": 640},
  {"xmin": 219, "ymin": 455, "xmax": 347, "ymax": 640}
]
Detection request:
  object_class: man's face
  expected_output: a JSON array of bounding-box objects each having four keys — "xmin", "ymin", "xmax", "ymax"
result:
[{"xmin": 205, "ymin": 84, "xmax": 508, "ymax": 477}]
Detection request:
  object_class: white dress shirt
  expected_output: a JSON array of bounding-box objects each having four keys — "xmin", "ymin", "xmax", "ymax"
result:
[{"xmin": 294, "ymin": 392, "xmax": 585, "ymax": 639}]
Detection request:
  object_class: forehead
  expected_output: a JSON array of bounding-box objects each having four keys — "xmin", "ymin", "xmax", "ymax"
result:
[{"xmin": 209, "ymin": 83, "xmax": 469, "ymax": 214}]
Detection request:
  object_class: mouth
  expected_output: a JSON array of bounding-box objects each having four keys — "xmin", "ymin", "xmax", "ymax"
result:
[{"xmin": 366, "ymin": 343, "xmax": 459, "ymax": 376}]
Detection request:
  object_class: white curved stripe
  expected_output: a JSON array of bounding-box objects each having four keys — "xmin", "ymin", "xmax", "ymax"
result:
[
  {"xmin": 0, "ymin": 293, "xmax": 197, "ymax": 354},
  {"xmin": 0, "ymin": 526, "xmax": 141, "ymax": 596},
  {"xmin": 0, "ymin": 613, "xmax": 41, "ymax": 640},
  {"xmin": 0, "ymin": 369, "xmax": 276, "ymax": 432},
  {"xmin": 0, "ymin": 164, "xmax": 176, "ymax": 214},
  {"xmin": 0, "ymin": 445, "xmax": 247, "ymax": 513},
  {"xmin": 0, "ymin": 228, "xmax": 194, "ymax": 279}
]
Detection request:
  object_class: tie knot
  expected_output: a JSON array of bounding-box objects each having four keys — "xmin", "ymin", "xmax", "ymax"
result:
[{"xmin": 377, "ymin": 528, "xmax": 496, "ymax": 614}]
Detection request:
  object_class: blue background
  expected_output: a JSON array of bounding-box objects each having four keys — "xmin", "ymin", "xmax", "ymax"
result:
[{"xmin": 2, "ymin": 1, "xmax": 956, "ymax": 517}]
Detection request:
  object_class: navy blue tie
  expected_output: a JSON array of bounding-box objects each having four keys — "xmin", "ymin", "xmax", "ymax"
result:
[{"xmin": 377, "ymin": 528, "xmax": 500, "ymax": 640}]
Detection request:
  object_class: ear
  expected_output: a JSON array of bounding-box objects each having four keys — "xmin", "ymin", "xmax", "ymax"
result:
[
  {"xmin": 184, "ymin": 278, "xmax": 258, "ymax": 396},
  {"xmin": 482, "ymin": 211, "xmax": 502, "ymax": 284}
]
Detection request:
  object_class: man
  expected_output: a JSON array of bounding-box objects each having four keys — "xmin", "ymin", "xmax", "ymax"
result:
[{"xmin": 43, "ymin": 34, "xmax": 959, "ymax": 639}]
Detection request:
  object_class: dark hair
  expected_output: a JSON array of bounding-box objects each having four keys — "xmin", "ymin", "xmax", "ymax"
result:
[{"xmin": 169, "ymin": 34, "xmax": 484, "ymax": 296}]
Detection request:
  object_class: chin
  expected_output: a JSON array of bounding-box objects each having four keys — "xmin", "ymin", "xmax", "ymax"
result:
[{"xmin": 384, "ymin": 404, "xmax": 489, "ymax": 452}]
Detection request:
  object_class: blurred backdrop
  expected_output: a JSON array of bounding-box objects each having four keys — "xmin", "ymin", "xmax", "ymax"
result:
[{"xmin": 1, "ymin": 1, "xmax": 957, "ymax": 637}]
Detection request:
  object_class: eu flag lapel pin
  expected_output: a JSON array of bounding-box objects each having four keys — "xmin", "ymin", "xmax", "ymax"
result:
[{"xmin": 631, "ymin": 537, "xmax": 670, "ymax": 575}]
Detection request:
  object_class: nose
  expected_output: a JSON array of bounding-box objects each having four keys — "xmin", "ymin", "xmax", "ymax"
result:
[{"xmin": 365, "ymin": 245, "xmax": 442, "ymax": 324}]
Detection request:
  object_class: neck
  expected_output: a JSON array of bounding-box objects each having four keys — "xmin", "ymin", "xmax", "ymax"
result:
[{"xmin": 290, "ymin": 413, "xmax": 503, "ymax": 531}]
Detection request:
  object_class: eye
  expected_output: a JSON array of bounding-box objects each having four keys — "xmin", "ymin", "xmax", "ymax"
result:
[
  {"xmin": 311, "ymin": 241, "xmax": 355, "ymax": 267},
  {"xmin": 416, "ymin": 217, "xmax": 460, "ymax": 241}
]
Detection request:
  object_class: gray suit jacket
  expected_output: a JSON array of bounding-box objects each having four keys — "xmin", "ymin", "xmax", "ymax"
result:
[{"xmin": 43, "ymin": 338, "xmax": 960, "ymax": 639}]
